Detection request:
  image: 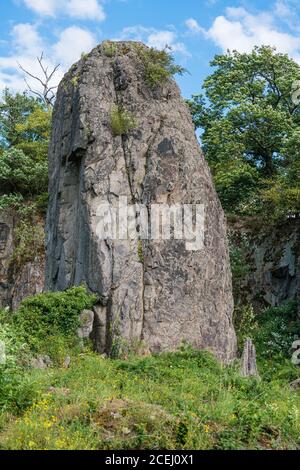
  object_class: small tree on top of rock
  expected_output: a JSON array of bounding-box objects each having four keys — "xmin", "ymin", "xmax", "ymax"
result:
[{"xmin": 135, "ymin": 45, "xmax": 186, "ymax": 87}]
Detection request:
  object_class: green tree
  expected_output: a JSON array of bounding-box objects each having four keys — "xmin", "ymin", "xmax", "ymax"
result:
[
  {"xmin": 188, "ymin": 46, "xmax": 300, "ymax": 215},
  {"xmin": 0, "ymin": 89, "xmax": 51, "ymax": 159},
  {"xmin": 0, "ymin": 147, "xmax": 48, "ymax": 196},
  {"xmin": 0, "ymin": 89, "xmax": 50, "ymax": 204},
  {"xmin": 15, "ymin": 105, "xmax": 51, "ymax": 161},
  {"xmin": 0, "ymin": 89, "xmax": 37, "ymax": 148}
]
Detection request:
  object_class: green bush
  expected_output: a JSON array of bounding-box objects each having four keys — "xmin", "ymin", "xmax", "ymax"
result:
[
  {"xmin": 12, "ymin": 287, "xmax": 97, "ymax": 358},
  {"xmin": 234, "ymin": 304, "xmax": 258, "ymax": 353},
  {"xmin": 135, "ymin": 45, "xmax": 186, "ymax": 87},
  {"xmin": 12, "ymin": 219, "xmax": 45, "ymax": 268},
  {"xmin": 103, "ymin": 41, "xmax": 117, "ymax": 57},
  {"xmin": 253, "ymin": 301, "xmax": 299, "ymax": 361},
  {"xmin": 0, "ymin": 311, "xmax": 37, "ymax": 413},
  {"xmin": 110, "ymin": 105, "xmax": 137, "ymax": 136},
  {"xmin": 0, "ymin": 287, "xmax": 97, "ymax": 413},
  {"xmin": 0, "ymin": 193, "xmax": 24, "ymax": 211},
  {"xmin": 0, "ymin": 147, "xmax": 48, "ymax": 196}
]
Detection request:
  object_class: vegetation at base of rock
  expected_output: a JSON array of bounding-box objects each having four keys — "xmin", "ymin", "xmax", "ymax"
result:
[
  {"xmin": 110, "ymin": 105, "xmax": 137, "ymax": 136},
  {"xmin": 134, "ymin": 45, "xmax": 186, "ymax": 87},
  {"xmin": 188, "ymin": 46, "xmax": 300, "ymax": 219},
  {"xmin": 0, "ymin": 346, "xmax": 299, "ymax": 450},
  {"xmin": 234, "ymin": 301, "xmax": 299, "ymax": 360},
  {"xmin": 0, "ymin": 284, "xmax": 299, "ymax": 449},
  {"xmin": 0, "ymin": 310, "xmax": 36, "ymax": 414},
  {"xmin": 11, "ymin": 287, "xmax": 97, "ymax": 356},
  {"xmin": 0, "ymin": 287, "xmax": 97, "ymax": 414}
]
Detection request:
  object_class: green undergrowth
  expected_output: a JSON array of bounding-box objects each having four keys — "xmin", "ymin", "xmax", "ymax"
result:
[
  {"xmin": 0, "ymin": 348, "xmax": 299, "ymax": 450},
  {"xmin": 0, "ymin": 290, "xmax": 299, "ymax": 450}
]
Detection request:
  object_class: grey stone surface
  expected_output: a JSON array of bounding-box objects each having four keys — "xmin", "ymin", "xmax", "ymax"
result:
[
  {"xmin": 31, "ymin": 355, "xmax": 53, "ymax": 369},
  {"xmin": 235, "ymin": 220, "xmax": 300, "ymax": 314},
  {"xmin": 0, "ymin": 211, "xmax": 44, "ymax": 310},
  {"xmin": 290, "ymin": 378, "xmax": 300, "ymax": 391},
  {"xmin": 45, "ymin": 41, "xmax": 237, "ymax": 362},
  {"xmin": 0, "ymin": 212, "xmax": 14, "ymax": 308},
  {"xmin": 77, "ymin": 309, "xmax": 94, "ymax": 338}
]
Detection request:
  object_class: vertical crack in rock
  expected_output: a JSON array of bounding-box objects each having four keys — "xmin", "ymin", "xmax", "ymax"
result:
[
  {"xmin": 140, "ymin": 117, "xmax": 165, "ymax": 341},
  {"xmin": 45, "ymin": 41, "xmax": 237, "ymax": 362}
]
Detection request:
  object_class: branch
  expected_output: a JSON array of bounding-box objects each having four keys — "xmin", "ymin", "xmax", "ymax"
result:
[{"xmin": 18, "ymin": 52, "xmax": 60, "ymax": 108}]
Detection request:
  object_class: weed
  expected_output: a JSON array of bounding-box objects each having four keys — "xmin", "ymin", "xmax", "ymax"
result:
[{"xmin": 110, "ymin": 105, "xmax": 137, "ymax": 136}]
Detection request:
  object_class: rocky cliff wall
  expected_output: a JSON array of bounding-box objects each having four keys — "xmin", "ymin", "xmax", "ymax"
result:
[{"xmin": 0, "ymin": 210, "xmax": 45, "ymax": 310}]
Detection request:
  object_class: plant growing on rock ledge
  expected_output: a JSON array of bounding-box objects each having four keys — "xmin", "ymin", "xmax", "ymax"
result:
[
  {"xmin": 134, "ymin": 45, "xmax": 186, "ymax": 87},
  {"xmin": 110, "ymin": 105, "xmax": 137, "ymax": 136},
  {"xmin": 103, "ymin": 41, "xmax": 117, "ymax": 58}
]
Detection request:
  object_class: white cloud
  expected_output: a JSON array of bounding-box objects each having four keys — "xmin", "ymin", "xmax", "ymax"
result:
[
  {"xmin": 187, "ymin": 5, "xmax": 300, "ymax": 60},
  {"xmin": 117, "ymin": 25, "xmax": 189, "ymax": 56},
  {"xmin": 274, "ymin": 0, "xmax": 294, "ymax": 18},
  {"xmin": 22, "ymin": 0, "xmax": 57, "ymax": 16},
  {"xmin": 11, "ymin": 23, "xmax": 44, "ymax": 56},
  {"xmin": 0, "ymin": 23, "xmax": 97, "ymax": 93},
  {"xmin": 22, "ymin": 0, "xmax": 106, "ymax": 21},
  {"xmin": 147, "ymin": 31, "xmax": 176, "ymax": 49},
  {"xmin": 185, "ymin": 18, "xmax": 205, "ymax": 35},
  {"xmin": 66, "ymin": 0, "xmax": 105, "ymax": 20},
  {"xmin": 52, "ymin": 26, "xmax": 97, "ymax": 67}
]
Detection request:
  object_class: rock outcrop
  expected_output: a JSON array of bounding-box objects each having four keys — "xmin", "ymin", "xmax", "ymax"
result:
[
  {"xmin": 232, "ymin": 219, "xmax": 300, "ymax": 314},
  {"xmin": 45, "ymin": 41, "xmax": 237, "ymax": 361},
  {"xmin": 0, "ymin": 211, "xmax": 14, "ymax": 308},
  {"xmin": 0, "ymin": 211, "xmax": 45, "ymax": 310}
]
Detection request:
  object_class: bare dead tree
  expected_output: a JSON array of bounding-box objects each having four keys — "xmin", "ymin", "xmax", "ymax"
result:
[{"xmin": 18, "ymin": 52, "xmax": 60, "ymax": 109}]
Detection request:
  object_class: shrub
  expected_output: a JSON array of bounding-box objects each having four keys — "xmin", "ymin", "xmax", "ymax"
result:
[
  {"xmin": 12, "ymin": 287, "xmax": 98, "ymax": 359},
  {"xmin": 103, "ymin": 41, "xmax": 117, "ymax": 57},
  {"xmin": 12, "ymin": 219, "xmax": 45, "ymax": 268},
  {"xmin": 0, "ymin": 147, "xmax": 48, "ymax": 196},
  {"xmin": 253, "ymin": 301, "xmax": 299, "ymax": 361},
  {"xmin": 134, "ymin": 45, "xmax": 186, "ymax": 87},
  {"xmin": 234, "ymin": 304, "xmax": 258, "ymax": 353},
  {"xmin": 0, "ymin": 311, "xmax": 36, "ymax": 413},
  {"xmin": 110, "ymin": 105, "xmax": 137, "ymax": 136},
  {"xmin": 0, "ymin": 193, "xmax": 24, "ymax": 211}
]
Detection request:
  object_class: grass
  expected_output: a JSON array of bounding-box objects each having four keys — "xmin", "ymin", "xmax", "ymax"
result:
[
  {"xmin": 0, "ymin": 348, "xmax": 299, "ymax": 450},
  {"xmin": 0, "ymin": 289, "xmax": 299, "ymax": 450}
]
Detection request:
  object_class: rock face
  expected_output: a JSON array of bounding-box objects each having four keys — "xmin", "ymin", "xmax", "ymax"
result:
[
  {"xmin": 45, "ymin": 41, "xmax": 236, "ymax": 362},
  {"xmin": 233, "ymin": 219, "xmax": 300, "ymax": 314},
  {"xmin": 252, "ymin": 221, "xmax": 300, "ymax": 311},
  {"xmin": 0, "ymin": 212, "xmax": 14, "ymax": 307},
  {"xmin": 0, "ymin": 211, "xmax": 45, "ymax": 310}
]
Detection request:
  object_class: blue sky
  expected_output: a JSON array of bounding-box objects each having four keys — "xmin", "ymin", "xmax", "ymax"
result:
[{"xmin": 1, "ymin": 0, "xmax": 300, "ymax": 98}]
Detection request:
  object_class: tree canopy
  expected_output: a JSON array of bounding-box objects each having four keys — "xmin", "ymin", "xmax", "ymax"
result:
[
  {"xmin": 0, "ymin": 89, "xmax": 50, "ymax": 208},
  {"xmin": 188, "ymin": 46, "xmax": 300, "ymax": 218}
]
